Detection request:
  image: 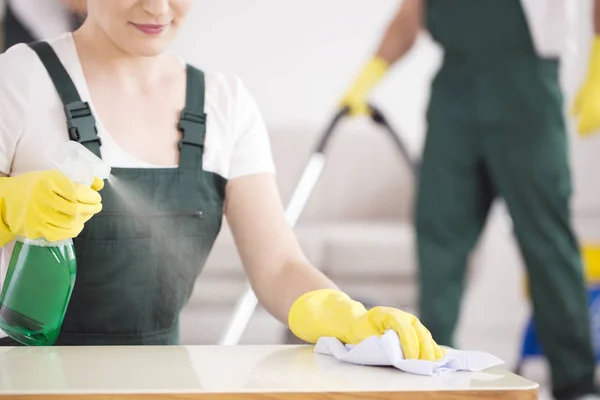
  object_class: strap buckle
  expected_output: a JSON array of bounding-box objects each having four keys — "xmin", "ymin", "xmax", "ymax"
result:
[
  {"xmin": 178, "ymin": 109, "xmax": 206, "ymax": 150},
  {"xmin": 64, "ymin": 101, "xmax": 102, "ymax": 146}
]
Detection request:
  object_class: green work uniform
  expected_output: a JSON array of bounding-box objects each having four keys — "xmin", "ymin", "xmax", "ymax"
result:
[
  {"xmin": 416, "ymin": 1, "xmax": 597, "ymax": 399},
  {"xmin": 0, "ymin": 41, "xmax": 226, "ymax": 346}
]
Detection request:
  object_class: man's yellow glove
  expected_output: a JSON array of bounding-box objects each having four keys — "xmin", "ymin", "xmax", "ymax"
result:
[
  {"xmin": 288, "ymin": 289, "xmax": 445, "ymax": 361},
  {"xmin": 572, "ymin": 37, "xmax": 600, "ymax": 136},
  {"xmin": 339, "ymin": 57, "xmax": 389, "ymax": 116},
  {"xmin": 0, "ymin": 170, "xmax": 104, "ymax": 247}
]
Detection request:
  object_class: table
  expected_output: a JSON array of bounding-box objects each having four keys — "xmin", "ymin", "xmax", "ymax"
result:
[{"xmin": 0, "ymin": 345, "xmax": 538, "ymax": 399}]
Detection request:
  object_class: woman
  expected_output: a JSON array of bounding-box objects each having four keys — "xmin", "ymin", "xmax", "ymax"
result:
[{"xmin": 0, "ymin": 0, "xmax": 442, "ymax": 359}]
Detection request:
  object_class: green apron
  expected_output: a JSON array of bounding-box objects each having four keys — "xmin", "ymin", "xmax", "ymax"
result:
[
  {"xmin": 7, "ymin": 41, "xmax": 226, "ymax": 346},
  {"xmin": 417, "ymin": 1, "xmax": 597, "ymax": 399}
]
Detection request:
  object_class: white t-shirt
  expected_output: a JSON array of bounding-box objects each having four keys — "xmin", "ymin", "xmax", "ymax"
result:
[
  {"xmin": 0, "ymin": 33, "xmax": 276, "ymax": 300},
  {"xmin": 0, "ymin": 32, "xmax": 276, "ymax": 178}
]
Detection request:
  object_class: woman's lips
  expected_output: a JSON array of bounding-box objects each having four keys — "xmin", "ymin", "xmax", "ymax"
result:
[{"xmin": 131, "ymin": 23, "xmax": 168, "ymax": 35}]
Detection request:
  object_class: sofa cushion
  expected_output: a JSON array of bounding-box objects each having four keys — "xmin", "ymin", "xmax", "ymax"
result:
[{"xmin": 320, "ymin": 222, "xmax": 416, "ymax": 277}]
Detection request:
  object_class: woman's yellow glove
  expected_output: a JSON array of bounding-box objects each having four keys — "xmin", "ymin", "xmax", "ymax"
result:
[
  {"xmin": 288, "ymin": 289, "xmax": 445, "ymax": 361},
  {"xmin": 572, "ymin": 37, "xmax": 600, "ymax": 136},
  {"xmin": 339, "ymin": 57, "xmax": 389, "ymax": 116},
  {"xmin": 0, "ymin": 170, "xmax": 103, "ymax": 246}
]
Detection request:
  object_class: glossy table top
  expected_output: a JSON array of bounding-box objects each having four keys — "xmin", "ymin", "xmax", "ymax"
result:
[{"xmin": 0, "ymin": 345, "xmax": 538, "ymax": 399}]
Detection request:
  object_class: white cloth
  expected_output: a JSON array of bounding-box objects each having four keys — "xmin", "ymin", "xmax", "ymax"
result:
[{"xmin": 314, "ymin": 330, "xmax": 504, "ymax": 377}]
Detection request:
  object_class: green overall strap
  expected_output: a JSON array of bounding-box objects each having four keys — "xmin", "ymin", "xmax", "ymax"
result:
[
  {"xmin": 27, "ymin": 41, "xmax": 102, "ymax": 158},
  {"xmin": 178, "ymin": 65, "xmax": 206, "ymax": 169}
]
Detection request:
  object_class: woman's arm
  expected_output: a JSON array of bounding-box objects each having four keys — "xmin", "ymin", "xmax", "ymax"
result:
[
  {"xmin": 225, "ymin": 173, "xmax": 442, "ymax": 360},
  {"xmin": 374, "ymin": 0, "xmax": 424, "ymax": 65},
  {"xmin": 223, "ymin": 72, "xmax": 440, "ymax": 360},
  {"xmin": 338, "ymin": 0, "xmax": 424, "ymax": 116},
  {"xmin": 224, "ymin": 173, "xmax": 337, "ymax": 324}
]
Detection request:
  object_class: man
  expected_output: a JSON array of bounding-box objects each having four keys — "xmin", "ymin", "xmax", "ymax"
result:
[
  {"xmin": 1, "ymin": 0, "xmax": 83, "ymax": 51},
  {"xmin": 339, "ymin": 1, "xmax": 600, "ymax": 399}
]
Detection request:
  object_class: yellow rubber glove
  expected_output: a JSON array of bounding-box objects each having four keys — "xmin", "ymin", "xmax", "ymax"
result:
[
  {"xmin": 288, "ymin": 289, "xmax": 445, "ymax": 361},
  {"xmin": 339, "ymin": 56, "xmax": 389, "ymax": 116},
  {"xmin": 0, "ymin": 170, "xmax": 103, "ymax": 246},
  {"xmin": 583, "ymin": 245, "xmax": 600, "ymax": 283},
  {"xmin": 572, "ymin": 37, "xmax": 600, "ymax": 136}
]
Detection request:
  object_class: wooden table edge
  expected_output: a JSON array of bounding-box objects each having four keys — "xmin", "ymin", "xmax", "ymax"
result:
[{"xmin": 0, "ymin": 387, "xmax": 540, "ymax": 400}]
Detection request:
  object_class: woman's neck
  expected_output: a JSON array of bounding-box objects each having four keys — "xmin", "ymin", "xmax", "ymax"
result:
[{"xmin": 72, "ymin": 20, "xmax": 171, "ymax": 87}]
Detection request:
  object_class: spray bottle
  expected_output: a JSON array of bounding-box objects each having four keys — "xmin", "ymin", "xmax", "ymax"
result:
[{"xmin": 0, "ymin": 141, "xmax": 111, "ymax": 346}]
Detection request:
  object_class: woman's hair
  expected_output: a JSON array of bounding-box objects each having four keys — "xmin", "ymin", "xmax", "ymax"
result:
[{"xmin": 69, "ymin": 0, "xmax": 87, "ymax": 18}]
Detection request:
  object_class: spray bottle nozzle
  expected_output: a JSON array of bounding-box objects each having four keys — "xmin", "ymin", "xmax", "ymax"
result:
[{"xmin": 46, "ymin": 141, "xmax": 111, "ymax": 186}]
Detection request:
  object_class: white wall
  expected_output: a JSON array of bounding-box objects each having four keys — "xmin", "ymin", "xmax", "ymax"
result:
[
  {"xmin": 171, "ymin": 0, "xmax": 600, "ymax": 231},
  {"xmin": 170, "ymin": 0, "xmax": 441, "ymax": 159}
]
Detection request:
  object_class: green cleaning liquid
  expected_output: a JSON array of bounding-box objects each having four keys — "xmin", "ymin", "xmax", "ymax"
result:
[{"xmin": 0, "ymin": 238, "xmax": 76, "ymax": 346}]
